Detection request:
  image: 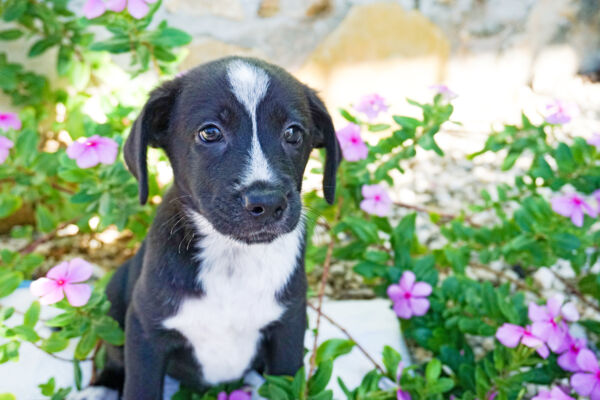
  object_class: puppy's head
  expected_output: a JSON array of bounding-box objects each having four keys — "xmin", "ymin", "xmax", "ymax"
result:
[{"xmin": 125, "ymin": 57, "xmax": 340, "ymax": 244}]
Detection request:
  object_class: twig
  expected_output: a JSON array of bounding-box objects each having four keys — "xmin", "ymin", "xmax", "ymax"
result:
[
  {"xmin": 470, "ymin": 262, "xmax": 539, "ymax": 295},
  {"xmin": 308, "ymin": 198, "xmax": 342, "ymax": 378},
  {"xmin": 549, "ymin": 270, "xmax": 600, "ymax": 313},
  {"xmin": 18, "ymin": 217, "xmax": 79, "ymax": 255},
  {"xmin": 30, "ymin": 342, "xmax": 82, "ymax": 363},
  {"xmin": 307, "ymin": 302, "xmax": 385, "ymax": 374}
]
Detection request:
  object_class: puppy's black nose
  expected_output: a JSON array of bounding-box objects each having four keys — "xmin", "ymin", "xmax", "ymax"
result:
[{"xmin": 243, "ymin": 189, "xmax": 288, "ymax": 220}]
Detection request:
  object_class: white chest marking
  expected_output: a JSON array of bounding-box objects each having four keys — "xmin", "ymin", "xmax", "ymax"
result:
[
  {"xmin": 226, "ymin": 60, "xmax": 275, "ymax": 185},
  {"xmin": 162, "ymin": 212, "xmax": 304, "ymax": 385}
]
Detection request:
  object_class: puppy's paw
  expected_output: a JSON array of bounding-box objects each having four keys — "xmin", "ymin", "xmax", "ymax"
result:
[{"xmin": 67, "ymin": 386, "xmax": 119, "ymax": 400}]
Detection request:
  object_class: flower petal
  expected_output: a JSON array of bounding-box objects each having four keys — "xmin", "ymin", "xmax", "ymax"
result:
[
  {"xmin": 229, "ymin": 390, "xmax": 252, "ymax": 400},
  {"xmin": 561, "ymin": 302, "xmax": 579, "ymax": 322},
  {"xmin": 106, "ymin": 0, "xmax": 127, "ymax": 12},
  {"xmin": 76, "ymin": 148, "xmax": 100, "ymax": 168},
  {"xmin": 66, "ymin": 141, "xmax": 86, "ymax": 160},
  {"xmin": 571, "ymin": 207, "xmax": 584, "ymax": 227},
  {"xmin": 82, "ymin": 0, "xmax": 106, "ymax": 19},
  {"xmin": 0, "ymin": 136, "xmax": 14, "ymax": 149},
  {"xmin": 558, "ymin": 350, "xmax": 581, "ymax": 372},
  {"xmin": 47, "ymin": 261, "xmax": 69, "ymax": 281},
  {"xmin": 495, "ymin": 324, "xmax": 523, "ymax": 348},
  {"xmin": 409, "ymin": 297, "xmax": 430, "ymax": 316},
  {"xmin": 392, "ymin": 298, "xmax": 413, "ymax": 319},
  {"xmin": 528, "ymin": 302, "xmax": 550, "ymax": 322},
  {"xmin": 66, "ymin": 258, "xmax": 94, "ymax": 283},
  {"xmin": 0, "ymin": 148, "xmax": 9, "ymax": 164},
  {"xmin": 63, "ymin": 283, "xmax": 92, "ymax": 307},
  {"xmin": 576, "ymin": 348, "xmax": 599, "ymax": 373},
  {"xmin": 399, "ymin": 271, "xmax": 416, "ymax": 292},
  {"xmin": 412, "ymin": 282, "xmax": 432, "ymax": 297},
  {"xmin": 551, "ymin": 196, "xmax": 574, "ymax": 217},
  {"xmin": 127, "ymin": 0, "xmax": 150, "ymax": 19},
  {"xmin": 571, "ymin": 372, "xmax": 596, "ymax": 396},
  {"xmin": 30, "ymin": 278, "xmax": 58, "ymax": 297},
  {"xmin": 387, "ymin": 284, "xmax": 404, "ymax": 303}
]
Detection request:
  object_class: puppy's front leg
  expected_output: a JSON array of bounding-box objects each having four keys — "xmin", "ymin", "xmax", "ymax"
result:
[
  {"xmin": 264, "ymin": 300, "xmax": 306, "ymax": 376},
  {"xmin": 123, "ymin": 309, "xmax": 167, "ymax": 400}
]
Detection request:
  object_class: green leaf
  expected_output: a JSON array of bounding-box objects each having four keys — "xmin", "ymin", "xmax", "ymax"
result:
[
  {"xmin": 29, "ymin": 37, "xmax": 60, "ymax": 57},
  {"xmin": 148, "ymin": 28, "xmax": 192, "ymax": 47},
  {"xmin": 291, "ymin": 367, "xmax": 306, "ymax": 400},
  {"xmin": 38, "ymin": 377, "xmax": 56, "ymax": 396},
  {"xmin": 308, "ymin": 361, "xmax": 333, "ymax": 395},
  {"xmin": 554, "ymin": 142, "xmax": 576, "ymax": 173},
  {"xmin": 0, "ymin": 271, "xmax": 22, "ymax": 298},
  {"xmin": 94, "ymin": 316, "xmax": 124, "ymax": 346},
  {"xmin": 35, "ymin": 205, "xmax": 56, "ymax": 233},
  {"xmin": 0, "ymin": 195, "xmax": 22, "ymax": 218},
  {"xmin": 339, "ymin": 109, "xmax": 358, "ymax": 124},
  {"xmin": 308, "ymin": 391, "xmax": 333, "ymax": 400},
  {"xmin": 45, "ymin": 312, "xmax": 76, "ymax": 327},
  {"xmin": 40, "ymin": 333, "xmax": 69, "ymax": 353},
  {"xmin": 89, "ymin": 37, "xmax": 131, "ymax": 53},
  {"xmin": 367, "ymin": 123, "xmax": 390, "ymax": 132},
  {"xmin": 425, "ymin": 359, "xmax": 442, "ymax": 382},
  {"xmin": 75, "ymin": 329, "xmax": 97, "ymax": 360},
  {"xmin": 382, "ymin": 345, "xmax": 402, "ymax": 379},
  {"xmin": 0, "ymin": 394, "xmax": 16, "ymax": 400},
  {"xmin": 0, "ymin": 29, "xmax": 23, "ymax": 40},
  {"xmin": 3, "ymin": 0, "xmax": 27, "ymax": 21},
  {"xmin": 13, "ymin": 325, "xmax": 39, "ymax": 342},
  {"xmin": 315, "ymin": 339, "xmax": 355, "ymax": 364},
  {"xmin": 393, "ymin": 116, "xmax": 420, "ymax": 130},
  {"xmin": 427, "ymin": 378, "xmax": 454, "ymax": 394},
  {"xmin": 57, "ymin": 46, "xmax": 73, "ymax": 76},
  {"xmin": 23, "ymin": 301, "xmax": 40, "ymax": 328},
  {"xmin": 74, "ymin": 360, "xmax": 82, "ymax": 391}
]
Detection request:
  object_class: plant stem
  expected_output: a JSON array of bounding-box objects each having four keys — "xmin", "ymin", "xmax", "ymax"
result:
[
  {"xmin": 549, "ymin": 269, "xmax": 600, "ymax": 313},
  {"xmin": 307, "ymin": 302, "xmax": 385, "ymax": 374},
  {"xmin": 18, "ymin": 217, "xmax": 79, "ymax": 255}
]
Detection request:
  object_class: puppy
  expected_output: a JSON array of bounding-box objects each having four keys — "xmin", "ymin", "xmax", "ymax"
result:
[{"xmin": 85, "ymin": 57, "xmax": 340, "ymax": 399}]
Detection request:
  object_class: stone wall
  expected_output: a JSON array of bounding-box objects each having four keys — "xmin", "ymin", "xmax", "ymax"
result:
[{"xmin": 2, "ymin": 0, "xmax": 600, "ymax": 129}]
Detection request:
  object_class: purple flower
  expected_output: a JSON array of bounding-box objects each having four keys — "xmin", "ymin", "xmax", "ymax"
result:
[
  {"xmin": 545, "ymin": 100, "xmax": 578, "ymax": 125},
  {"xmin": 588, "ymin": 133, "xmax": 600, "ymax": 150},
  {"xmin": 66, "ymin": 135, "xmax": 118, "ymax": 168},
  {"xmin": 429, "ymin": 84, "xmax": 457, "ymax": 101},
  {"xmin": 0, "ymin": 112, "xmax": 21, "ymax": 131},
  {"xmin": 217, "ymin": 390, "xmax": 251, "ymax": 400},
  {"xmin": 83, "ymin": 0, "xmax": 126, "ymax": 19},
  {"xmin": 396, "ymin": 361, "xmax": 411, "ymax": 400},
  {"xmin": 82, "ymin": 0, "xmax": 156, "ymax": 19},
  {"xmin": 495, "ymin": 323, "xmax": 549, "ymax": 358},
  {"xmin": 558, "ymin": 335, "xmax": 586, "ymax": 372},
  {"xmin": 354, "ymin": 94, "xmax": 388, "ymax": 120},
  {"xmin": 571, "ymin": 349, "xmax": 600, "ymax": 400},
  {"xmin": 387, "ymin": 271, "xmax": 432, "ymax": 319},
  {"xmin": 551, "ymin": 193, "xmax": 597, "ymax": 227},
  {"xmin": 30, "ymin": 258, "xmax": 93, "ymax": 307},
  {"xmin": 336, "ymin": 123, "xmax": 368, "ymax": 161},
  {"xmin": 0, "ymin": 136, "xmax": 14, "ymax": 164},
  {"xmin": 360, "ymin": 184, "xmax": 392, "ymax": 217},
  {"xmin": 532, "ymin": 387, "xmax": 575, "ymax": 400},
  {"xmin": 529, "ymin": 295, "xmax": 578, "ymax": 353},
  {"xmin": 127, "ymin": 0, "xmax": 158, "ymax": 19},
  {"xmin": 594, "ymin": 189, "xmax": 600, "ymax": 214}
]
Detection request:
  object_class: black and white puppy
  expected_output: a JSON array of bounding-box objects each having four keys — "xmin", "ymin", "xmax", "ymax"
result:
[{"xmin": 83, "ymin": 57, "xmax": 340, "ymax": 399}]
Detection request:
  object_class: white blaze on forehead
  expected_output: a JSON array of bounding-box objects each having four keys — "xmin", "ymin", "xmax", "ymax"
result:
[{"xmin": 226, "ymin": 60, "xmax": 275, "ymax": 185}]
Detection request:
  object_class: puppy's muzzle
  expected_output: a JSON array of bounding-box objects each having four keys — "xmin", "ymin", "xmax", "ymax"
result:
[{"xmin": 242, "ymin": 186, "xmax": 290, "ymax": 221}]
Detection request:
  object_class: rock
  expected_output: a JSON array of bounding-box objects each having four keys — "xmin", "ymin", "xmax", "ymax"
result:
[
  {"xmin": 305, "ymin": 0, "xmax": 333, "ymax": 17},
  {"xmin": 179, "ymin": 38, "xmax": 267, "ymax": 72},
  {"xmin": 165, "ymin": 0, "xmax": 245, "ymax": 20},
  {"xmin": 257, "ymin": 0, "xmax": 280, "ymax": 17}
]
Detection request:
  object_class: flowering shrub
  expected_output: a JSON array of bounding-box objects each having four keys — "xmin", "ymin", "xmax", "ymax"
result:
[{"xmin": 1, "ymin": 1, "xmax": 600, "ymax": 400}]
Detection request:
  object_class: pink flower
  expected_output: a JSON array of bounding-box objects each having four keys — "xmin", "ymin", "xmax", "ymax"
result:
[
  {"xmin": 217, "ymin": 390, "xmax": 251, "ymax": 400},
  {"xmin": 336, "ymin": 123, "xmax": 368, "ymax": 161},
  {"xmin": 571, "ymin": 349, "xmax": 600, "ymax": 400},
  {"xmin": 558, "ymin": 335, "xmax": 587, "ymax": 372},
  {"xmin": 360, "ymin": 184, "xmax": 392, "ymax": 217},
  {"xmin": 551, "ymin": 193, "xmax": 597, "ymax": 227},
  {"xmin": 594, "ymin": 189, "xmax": 600, "ymax": 214},
  {"xmin": 0, "ymin": 112, "xmax": 21, "ymax": 131},
  {"xmin": 396, "ymin": 361, "xmax": 411, "ymax": 400},
  {"xmin": 387, "ymin": 271, "xmax": 432, "ymax": 319},
  {"xmin": 529, "ymin": 295, "xmax": 578, "ymax": 353},
  {"xmin": 545, "ymin": 100, "xmax": 578, "ymax": 125},
  {"xmin": 532, "ymin": 387, "xmax": 575, "ymax": 400},
  {"xmin": 127, "ymin": 0, "xmax": 157, "ymax": 19},
  {"xmin": 429, "ymin": 84, "xmax": 457, "ymax": 101},
  {"xmin": 0, "ymin": 136, "xmax": 14, "ymax": 164},
  {"xmin": 30, "ymin": 258, "xmax": 93, "ymax": 307},
  {"xmin": 588, "ymin": 133, "xmax": 600, "ymax": 150},
  {"xmin": 495, "ymin": 323, "xmax": 549, "ymax": 358},
  {"xmin": 354, "ymin": 94, "xmax": 388, "ymax": 120},
  {"xmin": 82, "ymin": 0, "xmax": 155, "ymax": 19},
  {"xmin": 83, "ymin": 0, "xmax": 126, "ymax": 18},
  {"xmin": 66, "ymin": 135, "xmax": 119, "ymax": 168}
]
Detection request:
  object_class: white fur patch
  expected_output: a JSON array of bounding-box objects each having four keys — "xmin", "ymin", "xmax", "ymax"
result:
[
  {"xmin": 162, "ymin": 212, "xmax": 304, "ymax": 385},
  {"xmin": 67, "ymin": 386, "xmax": 119, "ymax": 400},
  {"xmin": 226, "ymin": 60, "xmax": 274, "ymax": 185}
]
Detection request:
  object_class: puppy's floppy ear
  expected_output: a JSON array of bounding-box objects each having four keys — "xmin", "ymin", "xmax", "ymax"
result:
[
  {"xmin": 306, "ymin": 88, "xmax": 341, "ymax": 204},
  {"xmin": 125, "ymin": 79, "xmax": 181, "ymax": 205}
]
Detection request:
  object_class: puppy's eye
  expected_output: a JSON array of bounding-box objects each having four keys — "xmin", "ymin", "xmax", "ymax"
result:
[
  {"xmin": 197, "ymin": 125, "xmax": 223, "ymax": 143},
  {"xmin": 283, "ymin": 126, "xmax": 303, "ymax": 145}
]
